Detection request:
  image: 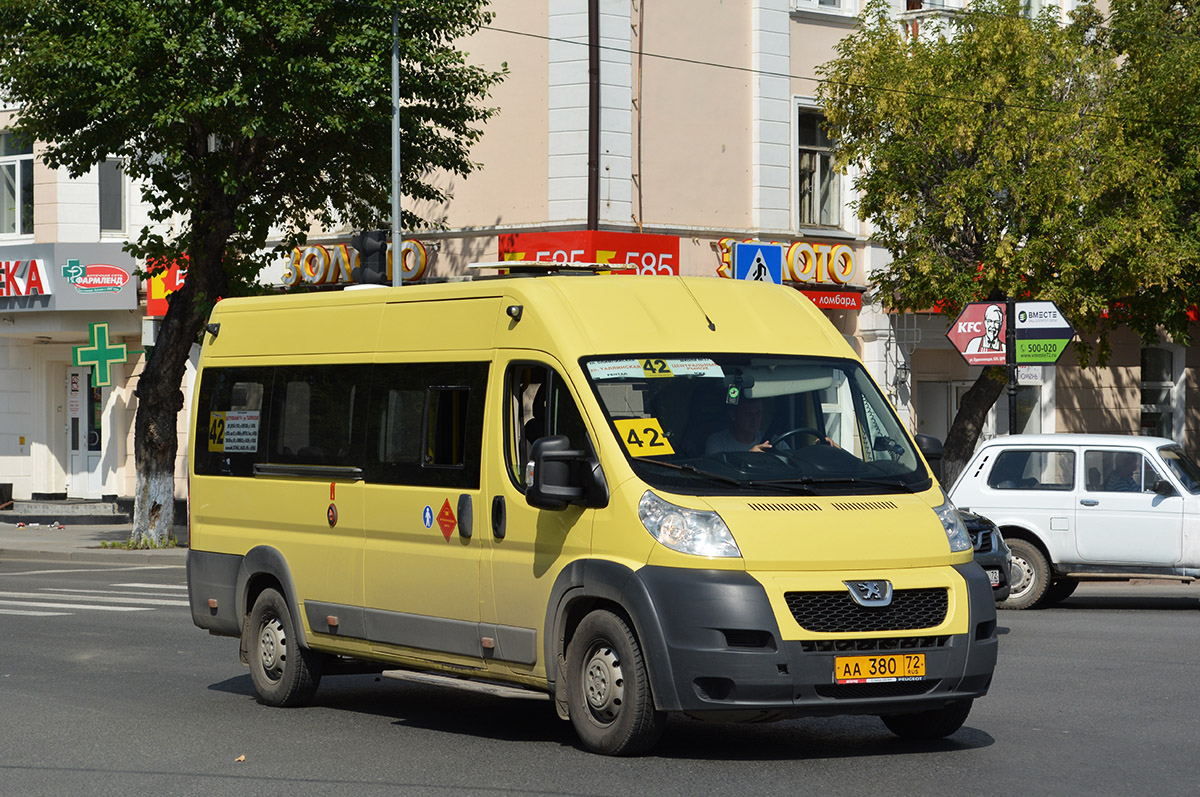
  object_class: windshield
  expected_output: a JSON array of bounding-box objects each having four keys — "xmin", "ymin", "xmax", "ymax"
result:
[
  {"xmin": 1158, "ymin": 445, "xmax": 1200, "ymax": 494},
  {"xmin": 584, "ymin": 355, "xmax": 931, "ymax": 496}
]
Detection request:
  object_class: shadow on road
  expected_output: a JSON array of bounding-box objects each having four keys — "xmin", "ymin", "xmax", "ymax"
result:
[{"xmin": 205, "ymin": 671, "xmax": 995, "ymax": 760}]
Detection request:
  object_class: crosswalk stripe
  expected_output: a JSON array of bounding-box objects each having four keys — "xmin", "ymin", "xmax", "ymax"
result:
[
  {"xmin": 0, "ymin": 590, "xmax": 188, "ymax": 607},
  {"xmin": 44, "ymin": 588, "xmax": 189, "ymax": 600},
  {"xmin": 0, "ymin": 608, "xmax": 71, "ymax": 617},
  {"xmin": 0, "ymin": 599, "xmax": 149, "ymax": 612}
]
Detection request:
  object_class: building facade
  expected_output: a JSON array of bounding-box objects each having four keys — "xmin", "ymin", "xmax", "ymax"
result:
[{"xmin": 3, "ymin": 0, "xmax": 1195, "ymax": 504}]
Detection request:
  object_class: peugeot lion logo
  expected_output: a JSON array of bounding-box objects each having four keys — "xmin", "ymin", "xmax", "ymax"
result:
[{"xmin": 845, "ymin": 580, "xmax": 894, "ymax": 607}]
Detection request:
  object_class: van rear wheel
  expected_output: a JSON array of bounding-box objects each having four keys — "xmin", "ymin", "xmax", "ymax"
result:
[
  {"xmin": 1000, "ymin": 538, "xmax": 1051, "ymax": 610},
  {"xmin": 565, "ymin": 610, "xmax": 665, "ymax": 756},
  {"xmin": 247, "ymin": 587, "xmax": 322, "ymax": 707}
]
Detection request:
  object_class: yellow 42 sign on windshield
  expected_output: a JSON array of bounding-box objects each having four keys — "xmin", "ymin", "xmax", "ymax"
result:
[{"xmin": 613, "ymin": 418, "xmax": 675, "ymax": 457}]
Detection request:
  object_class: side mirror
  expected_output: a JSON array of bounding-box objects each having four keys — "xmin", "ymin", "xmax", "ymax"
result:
[
  {"xmin": 914, "ymin": 433, "xmax": 944, "ymax": 484},
  {"xmin": 525, "ymin": 435, "xmax": 609, "ymax": 511},
  {"xmin": 1153, "ymin": 479, "xmax": 1177, "ymax": 497}
]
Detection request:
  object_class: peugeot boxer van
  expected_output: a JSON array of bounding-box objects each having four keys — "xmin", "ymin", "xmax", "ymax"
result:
[{"xmin": 187, "ymin": 271, "xmax": 997, "ymax": 755}]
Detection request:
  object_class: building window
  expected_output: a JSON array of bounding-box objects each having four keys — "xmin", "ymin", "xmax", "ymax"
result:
[
  {"xmin": 0, "ymin": 132, "xmax": 34, "ymax": 237},
  {"xmin": 99, "ymin": 158, "xmax": 124, "ymax": 233},
  {"xmin": 1141, "ymin": 347, "xmax": 1176, "ymax": 439},
  {"xmin": 796, "ymin": 110, "xmax": 840, "ymax": 227}
]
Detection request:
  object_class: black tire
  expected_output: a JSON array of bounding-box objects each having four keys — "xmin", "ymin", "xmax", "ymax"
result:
[
  {"xmin": 247, "ymin": 588, "xmax": 322, "ymax": 707},
  {"xmin": 999, "ymin": 538, "xmax": 1052, "ymax": 610},
  {"xmin": 565, "ymin": 610, "xmax": 665, "ymax": 756},
  {"xmin": 1044, "ymin": 578, "xmax": 1080, "ymax": 605},
  {"xmin": 881, "ymin": 699, "xmax": 973, "ymax": 740}
]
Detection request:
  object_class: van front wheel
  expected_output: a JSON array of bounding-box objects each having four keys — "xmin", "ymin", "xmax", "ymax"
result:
[
  {"xmin": 881, "ymin": 699, "xmax": 973, "ymax": 740},
  {"xmin": 565, "ymin": 610, "xmax": 665, "ymax": 756},
  {"xmin": 247, "ymin": 588, "xmax": 321, "ymax": 707}
]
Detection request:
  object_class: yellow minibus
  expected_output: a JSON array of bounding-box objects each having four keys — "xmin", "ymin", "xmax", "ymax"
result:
[{"xmin": 187, "ymin": 271, "xmax": 996, "ymax": 755}]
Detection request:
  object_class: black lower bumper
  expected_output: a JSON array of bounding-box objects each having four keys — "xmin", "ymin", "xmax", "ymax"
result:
[{"xmin": 629, "ymin": 564, "xmax": 998, "ymax": 717}]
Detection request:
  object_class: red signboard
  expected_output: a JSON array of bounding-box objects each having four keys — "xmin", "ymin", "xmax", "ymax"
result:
[
  {"xmin": 146, "ymin": 256, "xmax": 189, "ymax": 317},
  {"xmin": 800, "ymin": 290, "xmax": 861, "ymax": 311},
  {"xmin": 437, "ymin": 499, "xmax": 457, "ymax": 541},
  {"xmin": 947, "ymin": 302, "xmax": 1008, "ymax": 365},
  {"xmin": 498, "ymin": 231, "xmax": 680, "ymax": 275}
]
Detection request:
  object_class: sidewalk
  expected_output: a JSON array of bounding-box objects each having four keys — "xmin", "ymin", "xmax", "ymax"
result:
[{"xmin": 0, "ymin": 518, "xmax": 188, "ymax": 565}]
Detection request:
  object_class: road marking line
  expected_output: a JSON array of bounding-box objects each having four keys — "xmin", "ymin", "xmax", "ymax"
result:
[
  {"xmin": 112, "ymin": 583, "xmax": 188, "ymax": 590},
  {"xmin": 0, "ymin": 608, "xmax": 71, "ymax": 617},
  {"xmin": 2, "ymin": 565, "xmax": 184, "ymax": 577},
  {"xmin": 44, "ymin": 588, "xmax": 189, "ymax": 600},
  {"xmin": 0, "ymin": 599, "xmax": 149, "ymax": 612},
  {"xmin": 0, "ymin": 591, "xmax": 188, "ymax": 607}
]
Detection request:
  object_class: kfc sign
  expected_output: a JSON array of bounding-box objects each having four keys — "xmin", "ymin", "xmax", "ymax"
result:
[{"xmin": 946, "ymin": 302, "xmax": 1007, "ymax": 365}]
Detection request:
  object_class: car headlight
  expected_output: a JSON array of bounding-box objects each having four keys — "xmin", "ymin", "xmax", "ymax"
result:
[
  {"xmin": 638, "ymin": 491, "xmax": 741, "ymax": 558},
  {"xmin": 933, "ymin": 496, "xmax": 973, "ymax": 553}
]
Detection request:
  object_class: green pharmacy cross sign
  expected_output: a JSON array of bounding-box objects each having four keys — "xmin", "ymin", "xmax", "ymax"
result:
[{"xmin": 72, "ymin": 322, "xmax": 128, "ymax": 387}]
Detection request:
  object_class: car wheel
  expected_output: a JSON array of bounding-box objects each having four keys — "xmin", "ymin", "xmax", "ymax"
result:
[
  {"xmin": 1044, "ymin": 577, "xmax": 1079, "ymax": 605},
  {"xmin": 565, "ymin": 610, "xmax": 665, "ymax": 756},
  {"xmin": 247, "ymin": 587, "xmax": 322, "ymax": 707},
  {"xmin": 881, "ymin": 699, "xmax": 973, "ymax": 740},
  {"xmin": 999, "ymin": 539, "xmax": 1052, "ymax": 610}
]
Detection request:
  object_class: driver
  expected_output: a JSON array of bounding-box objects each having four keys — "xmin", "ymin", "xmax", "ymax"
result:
[{"xmin": 705, "ymin": 398, "xmax": 774, "ymax": 454}]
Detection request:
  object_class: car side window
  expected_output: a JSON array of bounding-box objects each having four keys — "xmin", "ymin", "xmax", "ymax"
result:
[
  {"xmin": 1085, "ymin": 450, "xmax": 1152, "ymax": 493},
  {"xmin": 987, "ymin": 449, "xmax": 1075, "ymax": 491}
]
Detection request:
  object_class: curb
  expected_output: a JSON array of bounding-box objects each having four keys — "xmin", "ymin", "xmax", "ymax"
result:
[{"xmin": 0, "ymin": 547, "xmax": 188, "ymax": 565}]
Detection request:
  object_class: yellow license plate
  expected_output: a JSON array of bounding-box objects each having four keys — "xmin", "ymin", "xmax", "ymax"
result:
[{"xmin": 834, "ymin": 653, "xmax": 925, "ymax": 684}]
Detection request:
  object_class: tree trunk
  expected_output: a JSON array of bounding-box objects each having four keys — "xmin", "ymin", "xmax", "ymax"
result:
[
  {"xmin": 941, "ymin": 366, "xmax": 1008, "ymax": 489},
  {"xmin": 131, "ymin": 245, "xmax": 226, "ymax": 545}
]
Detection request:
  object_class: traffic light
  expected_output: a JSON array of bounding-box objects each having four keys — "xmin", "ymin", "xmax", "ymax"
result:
[{"xmin": 350, "ymin": 230, "xmax": 390, "ymax": 284}]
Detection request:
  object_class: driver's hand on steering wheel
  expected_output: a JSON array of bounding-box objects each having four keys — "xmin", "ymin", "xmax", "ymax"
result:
[{"xmin": 749, "ymin": 441, "xmax": 774, "ymax": 453}]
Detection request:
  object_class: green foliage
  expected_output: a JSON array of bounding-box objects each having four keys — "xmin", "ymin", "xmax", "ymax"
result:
[
  {"xmin": 0, "ymin": 0, "xmax": 504, "ymax": 282},
  {"xmin": 818, "ymin": 0, "xmax": 1180, "ymax": 355}
]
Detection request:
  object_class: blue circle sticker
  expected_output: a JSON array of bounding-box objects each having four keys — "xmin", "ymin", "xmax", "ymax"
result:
[{"xmin": 422, "ymin": 505, "xmax": 434, "ymax": 529}]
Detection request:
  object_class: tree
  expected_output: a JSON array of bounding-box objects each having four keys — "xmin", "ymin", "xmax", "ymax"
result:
[
  {"xmin": 0, "ymin": 0, "xmax": 504, "ymax": 544},
  {"xmin": 1106, "ymin": 0, "xmax": 1200, "ymax": 340},
  {"xmin": 818, "ymin": 0, "xmax": 1172, "ymax": 484}
]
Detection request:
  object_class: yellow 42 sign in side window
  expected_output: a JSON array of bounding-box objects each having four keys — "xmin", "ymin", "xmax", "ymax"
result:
[
  {"xmin": 613, "ymin": 418, "xmax": 675, "ymax": 457},
  {"xmin": 208, "ymin": 412, "xmax": 227, "ymax": 452}
]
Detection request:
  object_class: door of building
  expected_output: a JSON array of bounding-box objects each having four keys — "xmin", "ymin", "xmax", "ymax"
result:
[{"xmin": 66, "ymin": 367, "xmax": 103, "ymax": 499}]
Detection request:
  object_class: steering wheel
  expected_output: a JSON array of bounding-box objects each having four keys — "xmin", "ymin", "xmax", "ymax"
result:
[{"xmin": 771, "ymin": 427, "xmax": 828, "ymax": 449}]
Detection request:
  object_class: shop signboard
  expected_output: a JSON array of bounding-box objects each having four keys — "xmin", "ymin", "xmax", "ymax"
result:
[
  {"xmin": 146, "ymin": 256, "xmax": 189, "ymax": 317},
  {"xmin": 1013, "ymin": 301, "xmax": 1075, "ymax": 364},
  {"xmin": 497, "ymin": 230, "xmax": 680, "ymax": 275},
  {"xmin": 0, "ymin": 244, "xmax": 138, "ymax": 313},
  {"xmin": 946, "ymin": 302, "xmax": 1008, "ymax": 365}
]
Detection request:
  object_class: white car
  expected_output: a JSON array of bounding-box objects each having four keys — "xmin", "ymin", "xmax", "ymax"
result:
[{"xmin": 948, "ymin": 434, "xmax": 1200, "ymax": 609}]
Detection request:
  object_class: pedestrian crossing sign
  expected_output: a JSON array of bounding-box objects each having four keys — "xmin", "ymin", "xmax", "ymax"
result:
[{"xmin": 733, "ymin": 243, "xmax": 783, "ymax": 285}]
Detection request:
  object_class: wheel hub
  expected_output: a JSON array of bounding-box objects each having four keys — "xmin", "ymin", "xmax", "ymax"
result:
[
  {"xmin": 1010, "ymin": 555, "xmax": 1034, "ymax": 598},
  {"xmin": 259, "ymin": 617, "xmax": 286, "ymax": 679},
  {"xmin": 583, "ymin": 644, "xmax": 624, "ymax": 721}
]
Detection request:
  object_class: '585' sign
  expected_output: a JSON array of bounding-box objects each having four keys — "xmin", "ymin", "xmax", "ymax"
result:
[{"xmin": 498, "ymin": 231, "xmax": 679, "ymax": 275}]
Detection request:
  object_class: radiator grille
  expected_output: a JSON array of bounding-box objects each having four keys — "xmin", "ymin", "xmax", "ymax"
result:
[{"xmin": 785, "ymin": 588, "xmax": 948, "ymax": 633}]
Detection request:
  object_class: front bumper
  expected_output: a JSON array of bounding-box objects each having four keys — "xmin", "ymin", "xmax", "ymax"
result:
[{"xmin": 632, "ymin": 564, "xmax": 998, "ymax": 718}]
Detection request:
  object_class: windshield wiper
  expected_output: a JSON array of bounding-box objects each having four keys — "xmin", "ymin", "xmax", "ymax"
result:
[
  {"xmin": 635, "ymin": 459, "xmax": 816, "ymax": 493},
  {"xmin": 755, "ymin": 476, "xmax": 920, "ymax": 494}
]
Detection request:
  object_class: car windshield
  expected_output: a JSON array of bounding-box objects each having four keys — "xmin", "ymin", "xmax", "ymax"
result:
[
  {"xmin": 1158, "ymin": 445, "xmax": 1200, "ymax": 494},
  {"xmin": 583, "ymin": 354, "xmax": 931, "ymax": 496}
]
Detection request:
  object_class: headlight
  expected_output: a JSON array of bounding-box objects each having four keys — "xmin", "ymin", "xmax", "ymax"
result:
[
  {"xmin": 933, "ymin": 496, "xmax": 973, "ymax": 553},
  {"xmin": 638, "ymin": 491, "xmax": 741, "ymax": 558}
]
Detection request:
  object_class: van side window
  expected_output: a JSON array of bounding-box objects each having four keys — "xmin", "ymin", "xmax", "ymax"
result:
[
  {"xmin": 987, "ymin": 449, "xmax": 1075, "ymax": 491},
  {"xmin": 269, "ymin": 365, "xmax": 368, "ymax": 468},
  {"xmin": 367, "ymin": 362, "xmax": 488, "ymax": 488},
  {"xmin": 193, "ymin": 367, "xmax": 273, "ymax": 477},
  {"xmin": 505, "ymin": 363, "xmax": 590, "ymax": 488}
]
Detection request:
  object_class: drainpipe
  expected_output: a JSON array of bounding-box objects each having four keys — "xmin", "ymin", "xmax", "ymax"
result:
[{"xmin": 587, "ymin": 0, "xmax": 600, "ymax": 230}]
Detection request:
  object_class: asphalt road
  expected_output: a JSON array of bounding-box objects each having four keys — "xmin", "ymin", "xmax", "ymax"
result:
[{"xmin": 1, "ymin": 562, "xmax": 1197, "ymax": 796}]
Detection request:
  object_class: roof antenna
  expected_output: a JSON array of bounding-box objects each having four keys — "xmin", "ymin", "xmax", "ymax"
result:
[{"xmin": 678, "ymin": 279, "xmax": 716, "ymax": 331}]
